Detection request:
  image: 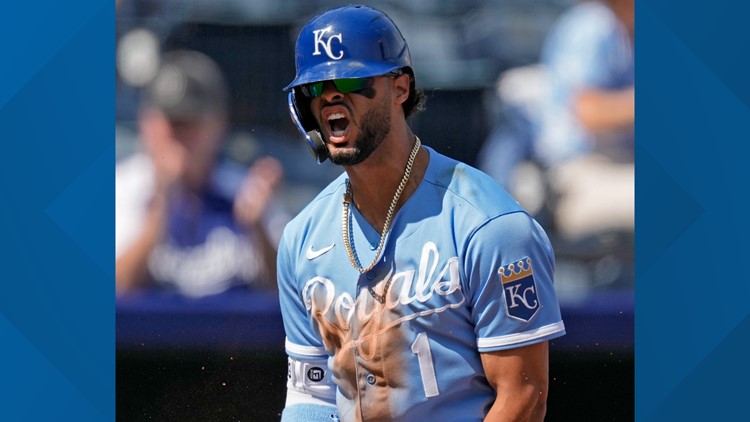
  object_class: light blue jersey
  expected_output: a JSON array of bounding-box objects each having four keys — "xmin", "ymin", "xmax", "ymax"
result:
[{"xmin": 278, "ymin": 146, "xmax": 565, "ymax": 421}]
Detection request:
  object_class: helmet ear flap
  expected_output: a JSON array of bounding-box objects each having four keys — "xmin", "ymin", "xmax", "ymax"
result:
[
  {"xmin": 288, "ymin": 90, "xmax": 328, "ymax": 163},
  {"xmin": 292, "ymin": 87, "xmax": 317, "ymax": 131}
]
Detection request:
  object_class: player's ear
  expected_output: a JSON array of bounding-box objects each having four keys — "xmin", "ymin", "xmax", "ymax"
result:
[{"xmin": 393, "ymin": 73, "xmax": 410, "ymax": 105}]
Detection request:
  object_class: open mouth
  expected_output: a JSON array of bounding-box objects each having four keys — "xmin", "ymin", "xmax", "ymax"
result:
[{"xmin": 327, "ymin": 112, "xmax": 350, "ymax": 140}]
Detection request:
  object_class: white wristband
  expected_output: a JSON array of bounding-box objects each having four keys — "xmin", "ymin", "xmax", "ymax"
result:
[{"xmin": 287, "ymin": 356, "xmax": 336, "ymax": 402}]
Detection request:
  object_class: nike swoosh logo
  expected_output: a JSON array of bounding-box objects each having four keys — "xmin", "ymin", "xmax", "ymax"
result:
[{"xmin": 306, "ymin": 244, "xmax": 335, "ymax": 260}]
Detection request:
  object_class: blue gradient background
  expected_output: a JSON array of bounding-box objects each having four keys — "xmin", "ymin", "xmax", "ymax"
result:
[
  {"xmin": 0, "ymin": 1, "xmax": 113, "ymax": 420},
  {"xmin": 637, "ymin": 0, "xmax": 750, "ymax": 419},
  {"xmin": 1, "ymin": 0, "xmax": 748, "ymax": 419}
]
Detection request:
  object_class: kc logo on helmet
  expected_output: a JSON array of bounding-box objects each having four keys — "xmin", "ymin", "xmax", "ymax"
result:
[
  {"xmin": 312, "ymin": 27, "xmax": 344, "ymax": 60},
  {"xmin": 498, "ymin": 258, "xmax": 540, "ymax": 322}
]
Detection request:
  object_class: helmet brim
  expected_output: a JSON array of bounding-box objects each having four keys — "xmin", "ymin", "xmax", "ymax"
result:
[{"xmin": 283, "ymin": 60, "xmax": 403, "ymax": 91}]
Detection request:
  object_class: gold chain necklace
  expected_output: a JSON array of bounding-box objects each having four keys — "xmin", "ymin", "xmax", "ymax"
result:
[{"xmin": 342, "ymin": 137, "xmax": 421, "ymax": 283}]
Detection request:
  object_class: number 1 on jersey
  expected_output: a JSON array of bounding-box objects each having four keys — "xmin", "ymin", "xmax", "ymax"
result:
[{"xmin": 411, "ymin": 332, "xmax": 440, "ymax": 397}]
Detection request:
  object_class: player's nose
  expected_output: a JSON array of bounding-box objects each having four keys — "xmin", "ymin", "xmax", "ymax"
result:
[{"xmin": 320, "ymin": 81, "xmax": 344, "ymax": 102}]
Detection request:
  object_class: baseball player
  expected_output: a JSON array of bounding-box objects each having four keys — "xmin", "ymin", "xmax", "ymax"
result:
[{"xmin": 278, "ymin": 5, "xmax": 565, "ymax": 421}]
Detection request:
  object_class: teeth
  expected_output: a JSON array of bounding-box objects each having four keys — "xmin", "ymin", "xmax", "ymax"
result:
[{"xmin": 328, "ymin": 113, "xmax": 345, "ymax": 121}]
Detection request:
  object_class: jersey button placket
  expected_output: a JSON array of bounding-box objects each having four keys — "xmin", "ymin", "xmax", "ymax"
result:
[{"xmin": 354, "ymin": 350, "xmax": 370, "ymax": 421}]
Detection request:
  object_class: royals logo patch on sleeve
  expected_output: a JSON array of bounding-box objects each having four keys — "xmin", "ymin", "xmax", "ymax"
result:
[{"xmin": 498, "ymin": 258, "xmax": 540, "ymax": 322}]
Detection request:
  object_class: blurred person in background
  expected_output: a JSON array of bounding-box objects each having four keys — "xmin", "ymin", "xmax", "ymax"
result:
[
  {"xmin": 479, "ymin": 0, "xmax": 634, "ymax": 240},
  {"xmin": 115, "ymin": 49, "xmax": 286, "ymax": 298},
  {"xmin": 536, "ymin": 0, "xmax": 634, "ymax": 240}
]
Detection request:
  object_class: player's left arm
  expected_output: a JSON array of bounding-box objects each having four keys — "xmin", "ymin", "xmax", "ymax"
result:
[
  {"xmin": 464, "ymin": 209, "xmax": 564, "ymax": 421},
  {"xmin": 480, "ymin": 341, "xmax": 549, "ymax": 422}
]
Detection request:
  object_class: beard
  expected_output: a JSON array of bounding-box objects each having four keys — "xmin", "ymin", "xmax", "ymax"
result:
[{"xmin": 327, "ymin": 93, "xmax": 391, "ymax": 166}]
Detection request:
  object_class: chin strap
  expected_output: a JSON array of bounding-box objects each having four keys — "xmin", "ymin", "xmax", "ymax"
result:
[{"xmin": 288, "ymin": 91, "xmax": 328, "ymax": 163}]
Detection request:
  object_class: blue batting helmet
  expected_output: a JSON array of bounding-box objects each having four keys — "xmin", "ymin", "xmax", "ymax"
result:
[
  {"xmin": 285, "ymin": 5, "xmax": 415, "ymax": 163},
  {"xmin": 284, "ymin": 5, "xmax": 412, "ymax": 91}
]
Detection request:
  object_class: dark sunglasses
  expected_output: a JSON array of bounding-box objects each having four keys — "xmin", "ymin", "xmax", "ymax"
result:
[{"xmin": 299, "ymin": 69, "xmax": 404, "ymax": 99}]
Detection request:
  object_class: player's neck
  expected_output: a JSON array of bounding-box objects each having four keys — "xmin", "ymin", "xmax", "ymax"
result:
[{"xmin": 344, "ymin": 133, "xmax": 427, "ymax": 232}]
